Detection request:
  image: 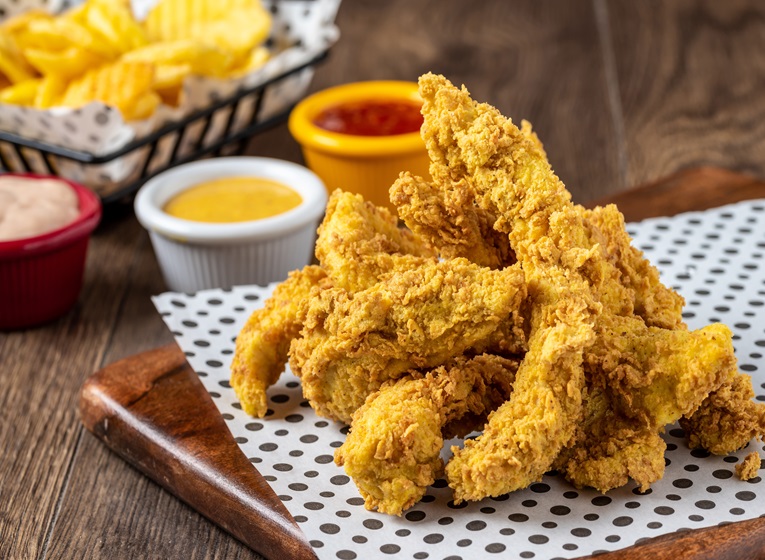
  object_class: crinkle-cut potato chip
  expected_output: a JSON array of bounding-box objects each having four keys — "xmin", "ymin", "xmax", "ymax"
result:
[
  {"xmin": 60, "ymin": 60, "xmax": 155, "ymax": 118},
  {"xmin": 82, "ymin": 1, "xmax": 148, "ymax": 55},
  {"xmin": 34, "ymin": 74, "xmax": 67, "ymax": 109},
  {"xmin": 60, "ymin": 2, "xmax": 88, "ymax": 25},
  {"xmin": 185, "ymin": 5, "xmax": 272, "ymax": 57},
  {"xmin": 154, "ymin": 63, "xmax": 193, "ymax": 90},
  {"xmin": 127, "ymin": 91, "xmax": 161, "ymax": 121},
  {"xmin": 0, "ymin": 78, "xmax": 41, "ymax": 106},
  {"xmin": 153, "ymin": 63, "xmax": 191, "ymax": 106},
  {"xmin": 0, "ymin": 35, "xmax": 38, "ymax": 84},
  {"xmin": 24, "ymin": 47, "xmax": 106, "ymax": 79},
  {"xmin": 1, "ymin": 9, "xmax": 53, "ymax": 36},
  {"xmin": 122, "ymin": 40, "xmax": 233, "ymax": 78},
  {"xmin": 143, "ymin": 0, "xmax": 271, "ymax": 62},
  {"xmin": 143, "ymin": 0, "xmax": 264, "ymax": 43},
  {"xmin": 229, "ymin": 46, "xmax": 271, "ymax": 77},
  {"xmin": 15, "ymin": 17, "xmax": 119, "ymax": 60}
]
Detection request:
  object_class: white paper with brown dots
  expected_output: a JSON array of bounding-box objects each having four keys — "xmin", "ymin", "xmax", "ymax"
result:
[{"xmin": 154, "ymin": 199, "xmax": 765, "ymax": 560}]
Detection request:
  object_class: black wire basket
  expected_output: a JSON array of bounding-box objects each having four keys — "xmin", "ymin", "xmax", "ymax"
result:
[{"xmin": 0, "ymin": 50, "xmax": 328, "ymax": 204}]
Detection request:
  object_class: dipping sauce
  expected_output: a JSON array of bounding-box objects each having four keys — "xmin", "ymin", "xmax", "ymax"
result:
[
  {"xmin": 313, "ymin": 99, "xmax": 423, "ymax": 136},
  {"xmin": 0, "ymin": 176, "xmax": 79, "ymax": 241},
  {"xmin": 163, "ymin": 177, "xmax": 303, "ymax": 223}
]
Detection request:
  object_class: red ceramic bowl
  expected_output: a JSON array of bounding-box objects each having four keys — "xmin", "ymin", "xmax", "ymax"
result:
[{"xmin": 0, "ymin": 173, "xmax": 102, "ymax": 329}]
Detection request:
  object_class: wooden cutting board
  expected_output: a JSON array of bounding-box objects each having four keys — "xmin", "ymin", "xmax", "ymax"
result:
[{"xmin": 79, "ymin": 166, "xmax": 765, "ymax": 560}]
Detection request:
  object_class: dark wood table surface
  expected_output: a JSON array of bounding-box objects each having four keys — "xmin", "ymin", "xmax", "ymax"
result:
[{"xmin": 3, "ymin": 1, "xmax": 765, "ymax": 559}]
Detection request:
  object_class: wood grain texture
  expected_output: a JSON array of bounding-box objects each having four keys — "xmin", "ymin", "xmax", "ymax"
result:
[
  {"xmin": 587, "ymin": 166, "xmax": 765, "ymax": 221},
  {"xmin": 0, "ymin": 208, "xmax": 153, "ymax": 560},
  {"xmin": 605, "ymin": 0, "xmax": 765, "ymax": 188},
  {"xmin": 42, "ymin": 227, "xmax": 264, "ymax": 560},
  {"xmin": 579, "ymin": 517, "xmax": 765, "ymax": 560},
  {"xmin": 78, "ymin": 346, "xmax": 315, "ymax": 560}
]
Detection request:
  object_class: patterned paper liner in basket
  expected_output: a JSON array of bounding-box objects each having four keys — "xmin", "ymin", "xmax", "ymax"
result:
[{"xmin": 0, "ymin": 0, "xmax": 340, "ymax": 200}]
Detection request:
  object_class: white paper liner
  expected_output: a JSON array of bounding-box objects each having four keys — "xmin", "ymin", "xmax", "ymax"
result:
[
  {"xmin": 153, "ymin": 199, "xmax": 765, "ymax": 560},
  {"xmin": 0, "ymin": 0, "xmax": 340, "ymax": 196}
]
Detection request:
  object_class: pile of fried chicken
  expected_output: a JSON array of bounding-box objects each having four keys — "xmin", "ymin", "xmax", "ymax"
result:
[{"xmin": 230, "ymin": 73, "xmax": 765, "ymax": 516}]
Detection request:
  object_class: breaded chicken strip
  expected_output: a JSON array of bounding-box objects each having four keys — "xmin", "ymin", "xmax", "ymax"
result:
[
  {"xmin": 415, "ymin": 73, "xmax": 603, "ymax": 500},
  {"xmin": 289, "ymin": 258, "xmax": 527, "ymax": 424},
  {"xmin": 316, "ymin": 189, "xmax": 436, "ymax": 291},
  {"xmin": 581, "ymin": 205, "xmax": 685, "ymax": 330},
  {"xmin": 388, "ymin": 119, "xmax": 543, "ymax": 269},
  {"xmin": 230, "ymin": 265, "xmax": 327, "ymax": 417},
  {"xmin": 555, "ymin": 317, "xmax": 737, "ymax": 492},
  {"xmin": 391, "ymin": 172, "xmax": 513, "ymax": 269},
  {"xmin": 554, "ymin": 387, "xmax": 668, "ymax": 493},
  {"xmin": 681, "ymin": 373, "xmax": 765, "ymax": 455},
  {"xmin": 448, "ymin": 317, "xmax": 595, "ymax": 501},
  {"xmin": 335, "ymin": 354, "xmax": 519, "ymax": 516},
  {"xmin": 587, "ymin": 316, "xmax": 736, "ymax": 427},
  {"xmin": 232, "ymin": 190, "xmax": 436, "ymax": 419},
  {"xmin": 413, "ymin": 73, "xmax": 699, "ymax": 500}
]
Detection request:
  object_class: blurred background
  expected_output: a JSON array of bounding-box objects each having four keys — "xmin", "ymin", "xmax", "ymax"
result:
[{"xmin": 252, "ymin": 0, "xmax": 765, "ymax": 203}]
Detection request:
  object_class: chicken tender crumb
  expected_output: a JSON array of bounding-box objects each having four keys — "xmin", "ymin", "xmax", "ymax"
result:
[{"xmin": 735, "ymin": 452, "xmax": 761, "ymax": 481}]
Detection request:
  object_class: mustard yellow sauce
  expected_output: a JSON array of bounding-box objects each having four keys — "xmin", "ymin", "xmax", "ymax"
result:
[{"xmin": 164, "ymin": 177, "xmax": 302, "ymax": 223}]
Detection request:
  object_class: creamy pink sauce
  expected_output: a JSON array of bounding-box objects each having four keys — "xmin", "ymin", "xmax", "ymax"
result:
[{"xmin": 0, "ymin": 176, "xmax": 80, "ymax": 242}]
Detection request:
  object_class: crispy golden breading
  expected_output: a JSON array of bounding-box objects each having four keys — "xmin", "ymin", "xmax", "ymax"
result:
[
  {"xmin": 553, "ymin": 386, "xmax": 668, "ymax": 493},
  {"xmin": 316, "ymin": 189, "xmax": 436, "ymax": 291},
  {"xmin": 586, "ymin": 316, "xmax": 736, "ymax": 427},
  {"xmin": 391, "ymin": 172, "xmax": 513, "ymax": 269},
  {"xmin": 290, "ymin": 259, "xmax": 526, "ymax": 424},
  {"xmin": 335, "ymin": 354, "xmax": 518, "ymax": 515},
  {"xmin": 581, "ymin": 205, "xmax": 685, "ymax": 330},
  {"xmin": 736, "ymin": 452, "xmax": 761, "ymax": 481},
  {"xmin": 415, "ymin": 72, "xmax": 601, "ymax": 500},
  {"xmin": 555, "ymin": 316, "xmax": 737, "ymax": 492},
  {"xmin": 447, "ymin": 319, "xmax": 595, "ymax": 501},
  {"xmin": 230, "ymin": 265, "xmax": 326, "ymax": 417},
  {"xmin": 681, "ymin": 373, "xmax": 765, "ymax": 455}
]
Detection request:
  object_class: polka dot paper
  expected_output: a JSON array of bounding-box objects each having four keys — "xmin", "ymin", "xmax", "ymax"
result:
[{"xmin": 153, "ymin": 199, "xmax": 765, "ymax": 560}]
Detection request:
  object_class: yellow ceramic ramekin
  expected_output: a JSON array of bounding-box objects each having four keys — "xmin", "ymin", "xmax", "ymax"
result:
[{"xmin": 288, "ymin": 81, "xmax": 429, "ymax": 210}]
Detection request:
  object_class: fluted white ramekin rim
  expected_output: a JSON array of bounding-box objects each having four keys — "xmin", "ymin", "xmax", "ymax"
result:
[{"xmin": 134, "ymin": 157, "xmax": 327, "ymax": 245}]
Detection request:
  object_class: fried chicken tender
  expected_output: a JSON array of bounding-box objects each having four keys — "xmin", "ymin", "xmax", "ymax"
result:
[
  {"xmin": 680, "ymin": 373, "xmax": 765, "ymax": 455},
  {"xmin": 555, "ymin": 316, "xmax": 737, "ymax": 492},
  {"xmin": 581, "ymin": 205, "xmax": 685, "ymax": 330},
  {"xmin": 554, "ymin": 387, "xmax": 668, "ymax": 493},
  {"xmin": 230, "ymin": 265, "xmax": 327, "ymax": 417},
  {"xmin": 389, "ymin": 119, "xmax": 542, "ymax": 269},
  {"xmin": 448, "ymin": 319, "xmax": 595, "ymax": 501},
  {"xmin": 587, "ymin": 316, "xmax": 736, "ymax": 427},
  {"xmin": 335, "ymin": 354, "xmax": 519, "ymax": 515},
  {"xmin": 231, "ymin": 189, "xmax": 435, "ymax": 417},
  {"xmin": 414, "ymin": 73, "xmax": 603, "ymax": 500},
  {"xmin": 290, "ymin": 258, "xmax": 527, "ymax": 424},
  {"xmin": 413, "ymin": 73, "xmax": 704, "ymax": 501},
  {"xmin": 316, "ymin": 189, "xmax": 436, "ymax": 290},
  {"xmin": 391, "ymin": 172, "xmax": 513, "ymax": 268}
]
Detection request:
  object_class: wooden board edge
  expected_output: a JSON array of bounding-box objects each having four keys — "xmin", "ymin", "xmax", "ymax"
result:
[{"xmin": 79, "ymin": 344, "xmax": 318, "ymax": 560}]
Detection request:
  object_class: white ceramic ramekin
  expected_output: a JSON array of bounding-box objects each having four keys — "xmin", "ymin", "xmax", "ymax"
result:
[{"xmin": 134, "ymin": 157, "xmax": 327, "ymax": 292}]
